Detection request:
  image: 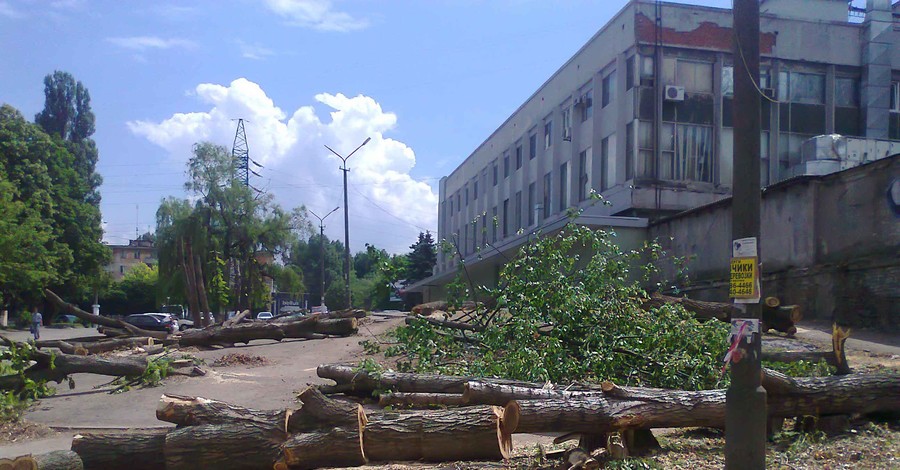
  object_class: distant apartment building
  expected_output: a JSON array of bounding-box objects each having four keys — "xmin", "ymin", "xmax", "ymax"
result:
[
  {"xmin": 419, "ymin": 0, "xmax": 900, "ymax": 298},
  {"xmin": 105, "ymin": 238, "xmax": 158, "ymax": 281}
]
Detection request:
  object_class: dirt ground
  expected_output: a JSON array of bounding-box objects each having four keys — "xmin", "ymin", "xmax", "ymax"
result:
[{"xmin": 1, "ymin": 316, "xmax": 897, "ymax": 468}]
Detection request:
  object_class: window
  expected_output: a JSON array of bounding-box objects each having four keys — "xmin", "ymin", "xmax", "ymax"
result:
[
  {"xmin": 562, "ymin": 106, "xmax": 572, "ymax": 141},
  {"xmin": 481, "ymin": 214, "xmax": 487, "ymax": 246},
  {"xmin": 637, "ymin": 120, "xmax": 654, "ymax": 178},
  {"xmin": 602, "ymin": 71, "xmax": 616, "ymax": 107},
  {"xmin": 463, "ymin": 223, "xmax": 468, "ymax": 255},
  {"xmin": 626, "ymin": 55, "xmax": 635, "ymax": 91},
  {"xmin": 529, "ymin": 134, "xmax": 537, "ymax": 159},
  {"xmin": 580, "ymin": 89, "xmax": 593, "ymax": 121},
  {"xmin": 890, "ymin": 81, "xmax": 899, "ymax": 112},
  {"xmin": 558, "ymin": 162, "xmax": 569, "ymax": 212},
  {"xmin": 493, "ymin": 161, "xmax": 498, "ymax": 186},
  {"xmin": 626, "ymin": 122, "xmax": 635, "ymax": 180},
  {"xmin": 502, "ymin": 199, "xmax": 509, "ymax": 238},
  {"xmin": 544, "ymin": 120, "xmax": 553, "ymax": 149},
  {"xmin": 660, "ymin": 123, "xmax": 713, "ymax": 182},
  {"xmin": 543, "ymin": 172, "xmax": 552, "ymax": 219},
  {"xmin": 835, "ymin": 77, "xmax": 860, "ymax": 137},
  {"xmin": 449, "ymin": 198, "xmax": 454, "ymax": 215},
  {"xmin": 503, "ymin": 153, "xmax": 510, "ymax": 178},
  {"xmin": 473, "ymin": 180, "xmax": 478, "ymax": 200},
  {"xmin": 514, "ymin": 191, "xmax": 522, "ymax": 231},
  {"xmin": 778, "ymin": 71, "xmax": 824, "ymax": 104},
  {"xmin": 491, "ymin": 207, "xmax": 498, "ymax": 242},
  {"xmin": 527, "ymin": 182, "xmax": 536, "ymax": 226},
  {"xmin": 456, "ymin": 193, "xmax": 460, "ymax": 212},
  {"xmin": 515, "ymin": 145, "xmax": 523, "ymax": 170},
  {"xmin": 120, "ymin": 251, "xmax": 127, "ymax": 259},
  {"xmin": 134, "ymin": 251, "xmax": 140, "ymax": 259},
  {"xmin": 578, "ymin": 148, "xmax": 591, "ymax": 200},
  {"xmin": 464, "ymin": 186, "xmax": 469, "ymax": 206},
  {"xmin": 600, "ymin": 138, "xmax": 610, "ymax": 191},
  {"xmin": 665, "ymin": 59, "xmax": 713, "ymax": 93},
  {"xmin": 119, "ymin": 265, "xmax": 124, "ymax": 274}
]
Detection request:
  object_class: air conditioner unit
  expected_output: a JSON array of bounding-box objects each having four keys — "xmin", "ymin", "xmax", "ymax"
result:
[
  {"xmin": 761, "ymin": 87, "xmax": 775, "ymax": 99},
  {"xmin": 573, "ymin": 96, "xmax": 584, "ymax": 107},
  {"xmin": 664, "ymin": 85, "xmax": 685, "ymax": 101}
]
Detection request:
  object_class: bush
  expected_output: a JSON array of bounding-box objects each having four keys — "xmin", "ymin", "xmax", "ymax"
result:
[{"xmin": 385, "ymin": 220, "xmax": 730, "ymax": 390}]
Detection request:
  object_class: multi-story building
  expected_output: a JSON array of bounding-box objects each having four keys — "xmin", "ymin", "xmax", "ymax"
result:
[
  {"xmin": 418, "ymin": 0, "xmax": 900, "ymax": 299},
  {"xmin": 105, "ymin": 238, "xmax": 158, "ymax": 281}
]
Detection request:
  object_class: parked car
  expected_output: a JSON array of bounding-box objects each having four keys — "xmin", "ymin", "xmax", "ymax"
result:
[
  {"xmin": 125, "ymin": 313, "xmax": 178, "ymax": 334},
  {"xmin": 256, "ymin": 311, "xmax": 273, "ymax": 321}
]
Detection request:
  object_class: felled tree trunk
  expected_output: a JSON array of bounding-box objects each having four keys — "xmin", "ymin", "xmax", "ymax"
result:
[
  {"xmin": 0, "ymin": 451, "xmax": 84, "ymax": 470},
  {"xmin": 642, "ymin": 293, "xmax": 736, "ymax": 322},
  {"xmin": 761, "ymin": 297, "xmax": 802, "ymax": 335},
  {"xmin": 378, "ymin": 392, "xmax": 468, "ymax": 408},
  {"xmin": 177, "ymin": 315, "xmax": 355, "ymax": 347},
  {"xmin": 761, "ymin": 323, "xmax": 851, "ymax": 374},
  {"xmin": 280, "ymin": 424, "xmax": 367, "ymax": 469},
  {"xmin": 71, "ymin": 430, "xmax": 167, "ymax": 470},
  {"xmin": 44, "ymin": 289, "xmax": 166, "ymax": 339},
  {"xmin": 164, "ymin": 422, "xmax": 286, "ymax": 470},
  {"xmin": 364, "ymin": 406, "xmax": 511, "ymax": 462},
  {"xmin": 289, "ymin": 386, "xmax": 366, "ymax": 433},
  {"xmin": 501, "ymin": 371, "xmax": 900, "ymax": 436},
  {"xmin": 463, "ymin": 381, "xmax": 602, "ymax": 405},
  {"xmin": 321, "ymin": 309, "xmax": 368, "ymax": 320},
  {"xmin": 37, "ymin": 337, "xmax": 164, "ymax": 355},
  {"xmin": 157, "ymin": 394, "xmax": 290, "ymax": 430},
  {"xmin": 317, "ymin": 364, "xmax": 543, "ymax": 395}
]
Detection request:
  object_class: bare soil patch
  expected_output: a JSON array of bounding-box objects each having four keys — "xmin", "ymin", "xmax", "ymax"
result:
[
  {"xmin": 212, "ymin": 353, "xmax": 271, "ymax": 368},
  {"xmin": 0, "ymin": 420, "xmax": 54, "ymax": 444}
]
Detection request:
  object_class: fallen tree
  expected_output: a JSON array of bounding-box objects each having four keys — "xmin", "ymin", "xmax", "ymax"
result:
[
  {"xmin": 0, "ymin": 451, "xmax": 83, "ymax": 470},
  {"xmin": 761, "ymin": 323, "xmax": 852, "ymax": 375},
  {"xmin": 317, "ymin": 363, "xmax": 548, "ymax": 395},
  {"xmin": 0, "ymin": 338, "xmax": 204, "ymax": 391},
  {"xmin": 45, "ymin": 289, "xmax": 167, "ymax": 339},
  {"xmin": 177, "ymin": 316, "xmax": 356, "ymax": 347},
  {"xmin": 71, "ymin": 430, "xmax": 168, "ymax": 470}
]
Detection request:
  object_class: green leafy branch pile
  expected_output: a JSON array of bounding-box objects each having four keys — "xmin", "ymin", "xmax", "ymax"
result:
[
  {"xmin": 0, "ymin": 341, "xmax": 55, "ymax": 422},
  {"xmin": 386, "ymin": 222, "xmax": 730, "ymax": 391}
]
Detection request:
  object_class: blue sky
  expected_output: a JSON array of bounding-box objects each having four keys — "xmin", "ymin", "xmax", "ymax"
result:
[{"xmin": 0, "ymin": 0, "xmax": 740, "ymax": 254}]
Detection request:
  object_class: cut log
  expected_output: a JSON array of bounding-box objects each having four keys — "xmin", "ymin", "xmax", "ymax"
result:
[
  {"xmin": 321, "ymin": 309, "xmax": 368, "ymax": 320},
  {"xmin": 762, "ymin": 304, "xmax": 802, "ymax": 335},
  {"xmin": 156, "ymin": 394, "xmax": 290, "ymax": 430},
  {"xmin": 642, "ymin": 293, "xmax": 736, "ymax": 322},
  {"xmin": 289, "ymin": 386, "xmax": 366, "ymax": 433},
  {"xmin": 317, "ymin": 363, "xmax": 545, "ymax": 395},
  {"xmin": 281, "ymin": 427, "xmax": 367, "ymax": 469},
  {"xmin": 364, "ymin": 406, "xmax": 510, "ymax": 462},
  {"xmin": 44, "ymin": 289, "xmax": 167, "ymax": 339},
  {"xmin": 501, "ymin": 371, "xmax": 900, "ymax": 436},
  {"xmin": 71, "ymin": 429, "xmax": 167, "ymax": 470},
  {"xmin": 31, "ymin": 451, "xmax": 83, "ymax": 470},
  {"xmin": 377, "ymin": 392, "xmax": 467, "ymax": 408},
  {"xmin": 36, "ymin": 337, "xmax": 163, "ymax": 355},
  {"xmin": 177, "ymin": 315, "xmax": 356, "ymax": 347},
  {"xmin": 761, "ymin": 323, "xmax": 851, "ymax": 374},
  {"xmin": 164, "ymin": 422, "xmax": 286, "ymax": 470},
  {"xmin": 463, "ymin": 381, "xmax": 601, "ymax": 405},
  {"xmin": 222, "ymin": 309, "xmax": 251, "ymax": 327}
]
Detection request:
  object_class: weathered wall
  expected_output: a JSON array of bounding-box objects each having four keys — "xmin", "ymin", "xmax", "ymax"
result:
[{"xmin": 650, "ymin": 155, "xmax": 900, "ymax": 330}]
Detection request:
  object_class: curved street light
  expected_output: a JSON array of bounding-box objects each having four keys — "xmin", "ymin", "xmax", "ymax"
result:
[{"xmin": 309, "ymin": 206, "xmax": 340, "ymax": 308}]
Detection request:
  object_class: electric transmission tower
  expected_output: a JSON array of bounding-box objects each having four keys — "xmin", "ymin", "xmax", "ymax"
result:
[{"xmin": 231, "ymin": 118, "xmax": 264, "ymax": 190}]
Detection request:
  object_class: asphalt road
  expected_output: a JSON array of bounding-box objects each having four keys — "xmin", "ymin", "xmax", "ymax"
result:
[{"xmin": 0, "ymin": 315, "xmax": 405, "ymax": 457}]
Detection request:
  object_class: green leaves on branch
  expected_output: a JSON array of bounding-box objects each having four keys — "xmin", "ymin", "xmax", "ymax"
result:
[{"xmin": 386, "ymin": 223, "xmax": 730, "ymax": 390}]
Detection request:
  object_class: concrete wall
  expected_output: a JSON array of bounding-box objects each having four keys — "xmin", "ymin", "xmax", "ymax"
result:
[{"xmin": 649, "ymin": 155, "xmax": 900, "ymax": 331}]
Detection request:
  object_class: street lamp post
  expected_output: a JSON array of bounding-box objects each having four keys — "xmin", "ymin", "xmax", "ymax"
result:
[
  {"xmin": 325, "ymin": 137, "xmax": 371, "ymax": 309},
  {"xmin": 309, "ymin": 207, "xmax": 340, "ymax": 308}
]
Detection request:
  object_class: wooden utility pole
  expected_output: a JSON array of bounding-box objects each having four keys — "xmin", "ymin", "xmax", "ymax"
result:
[{"xmin": 726, "ymin": 0, "xmax": 766, "ymax": 468}]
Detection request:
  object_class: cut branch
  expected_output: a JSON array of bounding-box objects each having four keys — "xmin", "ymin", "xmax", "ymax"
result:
[
  {"xmin": 71, "ymin": 430, "xmax": 167, "ymax": 470},
  {"xmin": 44, "ymin": 289, "xmax": 166, "ymax": 339}
]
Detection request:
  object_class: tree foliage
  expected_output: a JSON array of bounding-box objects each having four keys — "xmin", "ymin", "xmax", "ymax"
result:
[
  {"xmin": 102, "ymin": 264, "xmax": 159, "ymax": 315},
  {"xmin": 405, "ymin": 231, "xmax": 436, "ymax": 283},
  {"xmin": 156, "ymin": 142, "xmax": 310, "ymax": 316},
  {"xmin": 386, "ymin": 222, "xmax": 729, "ymax": 391},
  {"xmin": 0, "ymin": 104, "xmax": 107, "ymax": 312}
]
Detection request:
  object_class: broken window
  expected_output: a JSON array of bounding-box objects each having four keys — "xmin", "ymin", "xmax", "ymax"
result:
[
  {"xmin": 637, "ymin": 120, "xmax": 654, "ymax": 178},
  {"xmin": 544, "ymin": 120, "xmax": 553, "ymax": 149},
  {"xmin": 835, "ymin": 77, "xmax": 860, "ymax": 137},
  {"xmin": 559, "ymin": 162, "xmax": 569, "ymax": 212},
  {"xmin": 659, "ymin": 122, "xmax": 713, "ymax": 183},
  {"xmin": 562, "ymin": 106, "xmax": 572, "ymax": 141},
  {"xmin": 579, "ymin": 147, "xmax": 591, "ymax": 200},
  {"xmin": 779, "ymin": 71, "xmax": 824, "ymax": 104},
  {"xmin": 665, "ymin": 58, "xmax": 712, "ymax": 93}
]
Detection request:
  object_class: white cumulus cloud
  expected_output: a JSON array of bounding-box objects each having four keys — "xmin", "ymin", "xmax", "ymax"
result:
[
  {"xmin": 262, "ymin": 0, "xmax": 368, "ymax": 32},
  {"xmin": 106, "ymin": 36, "xmax": 197, "ymax": 51},
  {"xmin": 127, "ymin": 78, "xmax": 437, "ymax": 254}
]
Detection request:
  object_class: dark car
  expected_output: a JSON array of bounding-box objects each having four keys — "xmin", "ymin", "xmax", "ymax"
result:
[{"xmin": 125, "ymin": 313, "xmax": 178, "ymax": 334}]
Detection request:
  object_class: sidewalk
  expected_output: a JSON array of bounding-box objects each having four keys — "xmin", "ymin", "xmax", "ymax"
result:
[{"xmin": 793, "ymin": 320, "xmax": 900, "ymax": 356}]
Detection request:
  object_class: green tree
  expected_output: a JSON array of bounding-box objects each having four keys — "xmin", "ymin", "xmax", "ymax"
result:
[
  {"xmin": 0, "ymin": 180, "xmax": 54, "ymax": 308},
  {"xmin": 0, "ymin": 104, "xmax": 108, "ymax": 313},
  {"xmin": 405, "ymin": 231, "xmax": 436, "ymax": 283},
  {"xmin": 34, "ymin": 71, "xmax": 95, "ymax": 143},
  {"xmin": 102, "ymin": 264, "xmax": 159, "ymax": 315},
  {"xmin": 286, "ymin": 235, "xmax": 344, "ymax": 307},
  {"xmin": 156, "ymin": 143, "xmax": 309, "ymax": 317}
]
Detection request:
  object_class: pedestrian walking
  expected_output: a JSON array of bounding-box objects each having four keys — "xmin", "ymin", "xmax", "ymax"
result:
[{"xmin": 30, "ymin": 309, "xmax": 43, "ymax": 340}]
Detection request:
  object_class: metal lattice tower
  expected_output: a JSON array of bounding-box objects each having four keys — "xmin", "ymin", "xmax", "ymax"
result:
[{"xmin": 232, "ymin": 118, "xmax": 249, "ymax": 186}]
